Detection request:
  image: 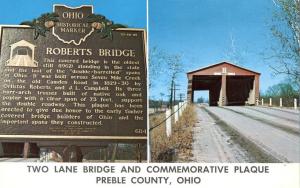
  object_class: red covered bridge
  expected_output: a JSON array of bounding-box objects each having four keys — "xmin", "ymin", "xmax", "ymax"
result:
[{"xmin": 187, "ymin": 62, "xmax": 260, "ymax": 106}]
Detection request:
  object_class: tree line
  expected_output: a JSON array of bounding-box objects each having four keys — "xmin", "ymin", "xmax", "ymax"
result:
[{"xmin": 261, "ymin": 79, "xmax": 299, "ymax": 106}]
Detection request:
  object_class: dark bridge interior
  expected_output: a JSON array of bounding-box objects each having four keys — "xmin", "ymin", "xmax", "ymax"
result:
[
  {"xmin": 226, "ymin": 76, "xmax": 254, "ymax": 105},
  {"xmin": 192, "ymin": 75, "xmax": 221, "ymax": 106},
  {"xmin": 192, "ymin": 75, "xmax": 254, "ymax": 106}
]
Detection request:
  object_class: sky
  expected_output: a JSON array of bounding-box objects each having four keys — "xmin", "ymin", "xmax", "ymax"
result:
[
  {"xmin": 0, "ymin": 0, "xmax": 146, "ymax": 28},
  {"xmin": 149, "ymin": 0, "xmax": 286, "ymax": 101}
]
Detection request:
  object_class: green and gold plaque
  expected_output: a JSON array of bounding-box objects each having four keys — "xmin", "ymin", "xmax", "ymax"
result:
[{"xmin": 0, "ymin": 5, "xmax": 147, "ymax": 142}]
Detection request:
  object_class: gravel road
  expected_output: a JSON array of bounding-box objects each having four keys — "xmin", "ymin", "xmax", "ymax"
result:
[
  {"xmin": 204, "ymin": 106, "xmax": 300, "ymax": 162},
  {"xmin": 192, "ymin": 106, "xmax": 253, "ymax": 162},
  {"xmin": 224, "ymin": 106, "xmax": 300, "ymax": 134},
  {"xmin": 248, "ymin": 106, "xmax": 299, "ymax": 122}
]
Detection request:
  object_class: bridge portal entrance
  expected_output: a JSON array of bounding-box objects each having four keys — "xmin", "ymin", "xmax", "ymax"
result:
[{"xmin": 187, "ymin": 62, "xmax": 260, "ymax": 106}]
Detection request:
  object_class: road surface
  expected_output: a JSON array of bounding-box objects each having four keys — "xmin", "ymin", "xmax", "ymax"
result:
[
  {"xmin": 192, "ymin": 105, "xmax": 300, "ymax": 162},
  {"xmin": 225, "ymin": 106, "xmax": 300, "ymax": 134},
  {"xmin": 192, "ymin": 106, "xmax": 253, "ymax": 162}
]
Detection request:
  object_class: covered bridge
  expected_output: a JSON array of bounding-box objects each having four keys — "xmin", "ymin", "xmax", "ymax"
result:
[{"xmin": 187, "ymin": 62, "xmax": 260, "ymax": 106}]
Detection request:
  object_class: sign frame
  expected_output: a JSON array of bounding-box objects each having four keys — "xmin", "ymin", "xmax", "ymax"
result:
[{"xmin": 0, "ymin": 24, "xmax": 148, "ymax": 143}]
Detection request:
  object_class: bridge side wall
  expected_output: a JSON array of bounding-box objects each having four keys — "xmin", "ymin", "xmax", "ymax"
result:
[{"xmin": 187, "ymin": 75, "xmax": 193, "ymax": 103}]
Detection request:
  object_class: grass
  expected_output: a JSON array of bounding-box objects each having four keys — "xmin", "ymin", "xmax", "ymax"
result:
[{"xmin": 150, "ymin": 105, "xmax": 197, "ymax": 162}]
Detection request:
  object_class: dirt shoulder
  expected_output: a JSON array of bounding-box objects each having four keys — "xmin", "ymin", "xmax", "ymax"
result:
[{"xmin": 150, "ymin": 105, "xmax": 197, "ymax": 162}]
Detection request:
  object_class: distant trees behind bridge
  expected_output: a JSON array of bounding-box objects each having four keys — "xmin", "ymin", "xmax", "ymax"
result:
[{"xmin": 261, "ymin": 79, "xmax": 299, "ymax": 106}]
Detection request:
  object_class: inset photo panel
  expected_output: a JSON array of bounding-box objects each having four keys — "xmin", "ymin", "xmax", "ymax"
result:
[{"xmin": 148, "ymin": 0, "xmax": 300, "ymax": 163}]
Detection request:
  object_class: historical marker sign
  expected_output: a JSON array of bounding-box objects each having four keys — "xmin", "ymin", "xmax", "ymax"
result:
[
  {"xmin": 53, "ymin": 5, "xmax": 94, "ymax": 45},
  {"xmin": 0, "ymin": 5, "xmax": 147, "ymax": 142}
]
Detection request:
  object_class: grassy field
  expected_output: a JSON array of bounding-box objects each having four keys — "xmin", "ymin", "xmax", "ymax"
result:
[{"xmin": 150, "ymin": 105, "xmax": 197, "ymax": 162}]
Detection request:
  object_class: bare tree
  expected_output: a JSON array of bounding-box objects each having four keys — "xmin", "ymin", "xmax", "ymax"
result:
[
  {"xmin": 159, "ymin": 92, "xmax": 165, "ymax": 109},
  {"xmin": 149, "ymin": 47, "xmax": 183, "ymax": 106},
  {"xmin": 224, "ymin": 33, "xmax": 247, "ymax": 66},
  {"xmin": 149, "ymin": 47, "xmax": 166, "ymax": 88},
  {"xmin": 269, "ymin": 0, "xmax": 300, "ymax": 84},
  {"xmin": 166, "ymin": 54, "xmax": 182, "ymax": 107}
]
